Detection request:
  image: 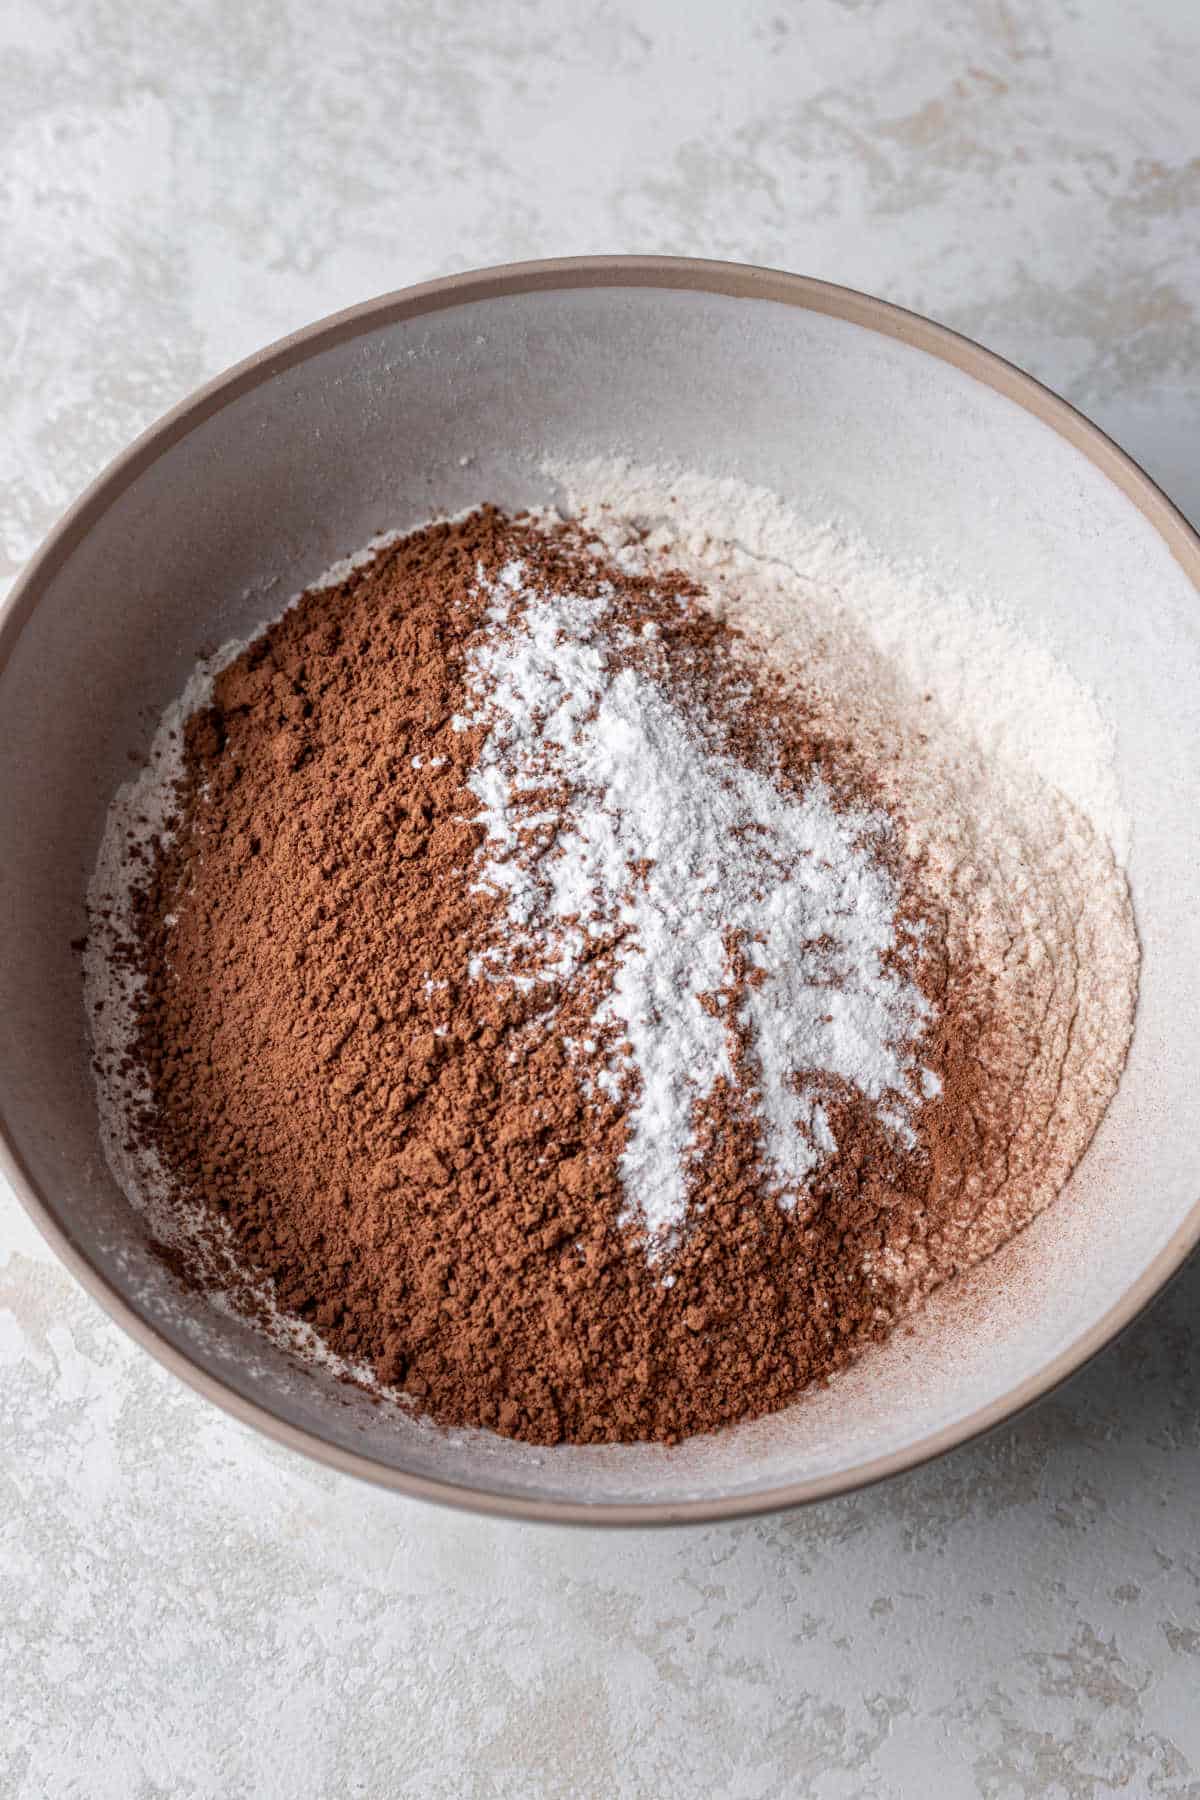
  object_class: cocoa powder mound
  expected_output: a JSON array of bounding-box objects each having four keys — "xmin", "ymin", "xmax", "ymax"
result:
[{"xmin": 112, "ymin": 509, "xmax": 997, "ymax": 1445}]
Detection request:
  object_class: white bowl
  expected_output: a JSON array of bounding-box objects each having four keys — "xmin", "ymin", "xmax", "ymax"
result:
[{"xmin": 2, "ymin": 257, "xmax": 1198, "ymax": 1523}]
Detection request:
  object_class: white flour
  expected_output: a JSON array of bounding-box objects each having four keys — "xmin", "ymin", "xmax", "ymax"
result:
[{"xmin": 458, "ymin": 558, "xmax": 935, "ymax": 1245}]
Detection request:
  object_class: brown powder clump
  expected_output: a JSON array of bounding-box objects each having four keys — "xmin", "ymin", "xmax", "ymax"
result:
[{"xmin": 110, "ymin": 509, "xmax": 1003, "ymax": 1445}]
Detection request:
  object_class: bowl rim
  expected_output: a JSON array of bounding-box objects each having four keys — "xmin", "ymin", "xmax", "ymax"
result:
[{"xmin": 3, "ymin": 253, "xmax": 1199, "ymax": 1527}]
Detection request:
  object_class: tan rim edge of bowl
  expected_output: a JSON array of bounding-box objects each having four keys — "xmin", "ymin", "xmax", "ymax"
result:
[{"xmin": 3, "ymin": 256, "xmax": 1199, "ymax": 1526}]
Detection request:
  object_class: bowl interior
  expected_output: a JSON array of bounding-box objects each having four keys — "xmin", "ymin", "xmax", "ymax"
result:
[{"xmin": 2, "ymin": 271, "xmax": 1199, "ymax": 1517}]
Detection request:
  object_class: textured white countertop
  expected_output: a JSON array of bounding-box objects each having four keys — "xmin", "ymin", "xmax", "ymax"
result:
[{"xmin": 3, "ymin": 2, "xmax": 1199, "ymax": 1794}]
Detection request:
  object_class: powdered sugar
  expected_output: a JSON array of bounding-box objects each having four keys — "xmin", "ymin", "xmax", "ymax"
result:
[{"xmin": 459, "ymin": 556, "xmax": 936, "ymax": 1247}]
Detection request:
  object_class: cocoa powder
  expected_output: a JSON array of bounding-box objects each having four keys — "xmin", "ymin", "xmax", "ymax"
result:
[{"xmin": 102, "ymin": 509, "xmax": 999, "ymax": 1445}]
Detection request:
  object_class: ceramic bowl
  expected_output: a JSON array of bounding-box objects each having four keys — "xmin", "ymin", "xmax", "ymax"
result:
[{"xmin": 3, "ymin": 257, "xmax": 1198, "ymax": 1523}]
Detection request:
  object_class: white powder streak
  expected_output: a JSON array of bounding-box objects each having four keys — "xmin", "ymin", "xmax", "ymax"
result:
[{"xmin": 460, "ymin": 560, "xmax": 934, "ymax": 1246}]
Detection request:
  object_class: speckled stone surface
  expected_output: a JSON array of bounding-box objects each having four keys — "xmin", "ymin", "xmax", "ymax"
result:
[{"xmin": 3, "ymin": 3, "xmax": 1200, "ymax": 1794}]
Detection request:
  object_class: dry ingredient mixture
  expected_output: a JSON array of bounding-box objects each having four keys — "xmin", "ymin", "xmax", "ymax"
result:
[{"xmin": 84, "ymin": 472, "xmax": 1139, "ymax": 1446}]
